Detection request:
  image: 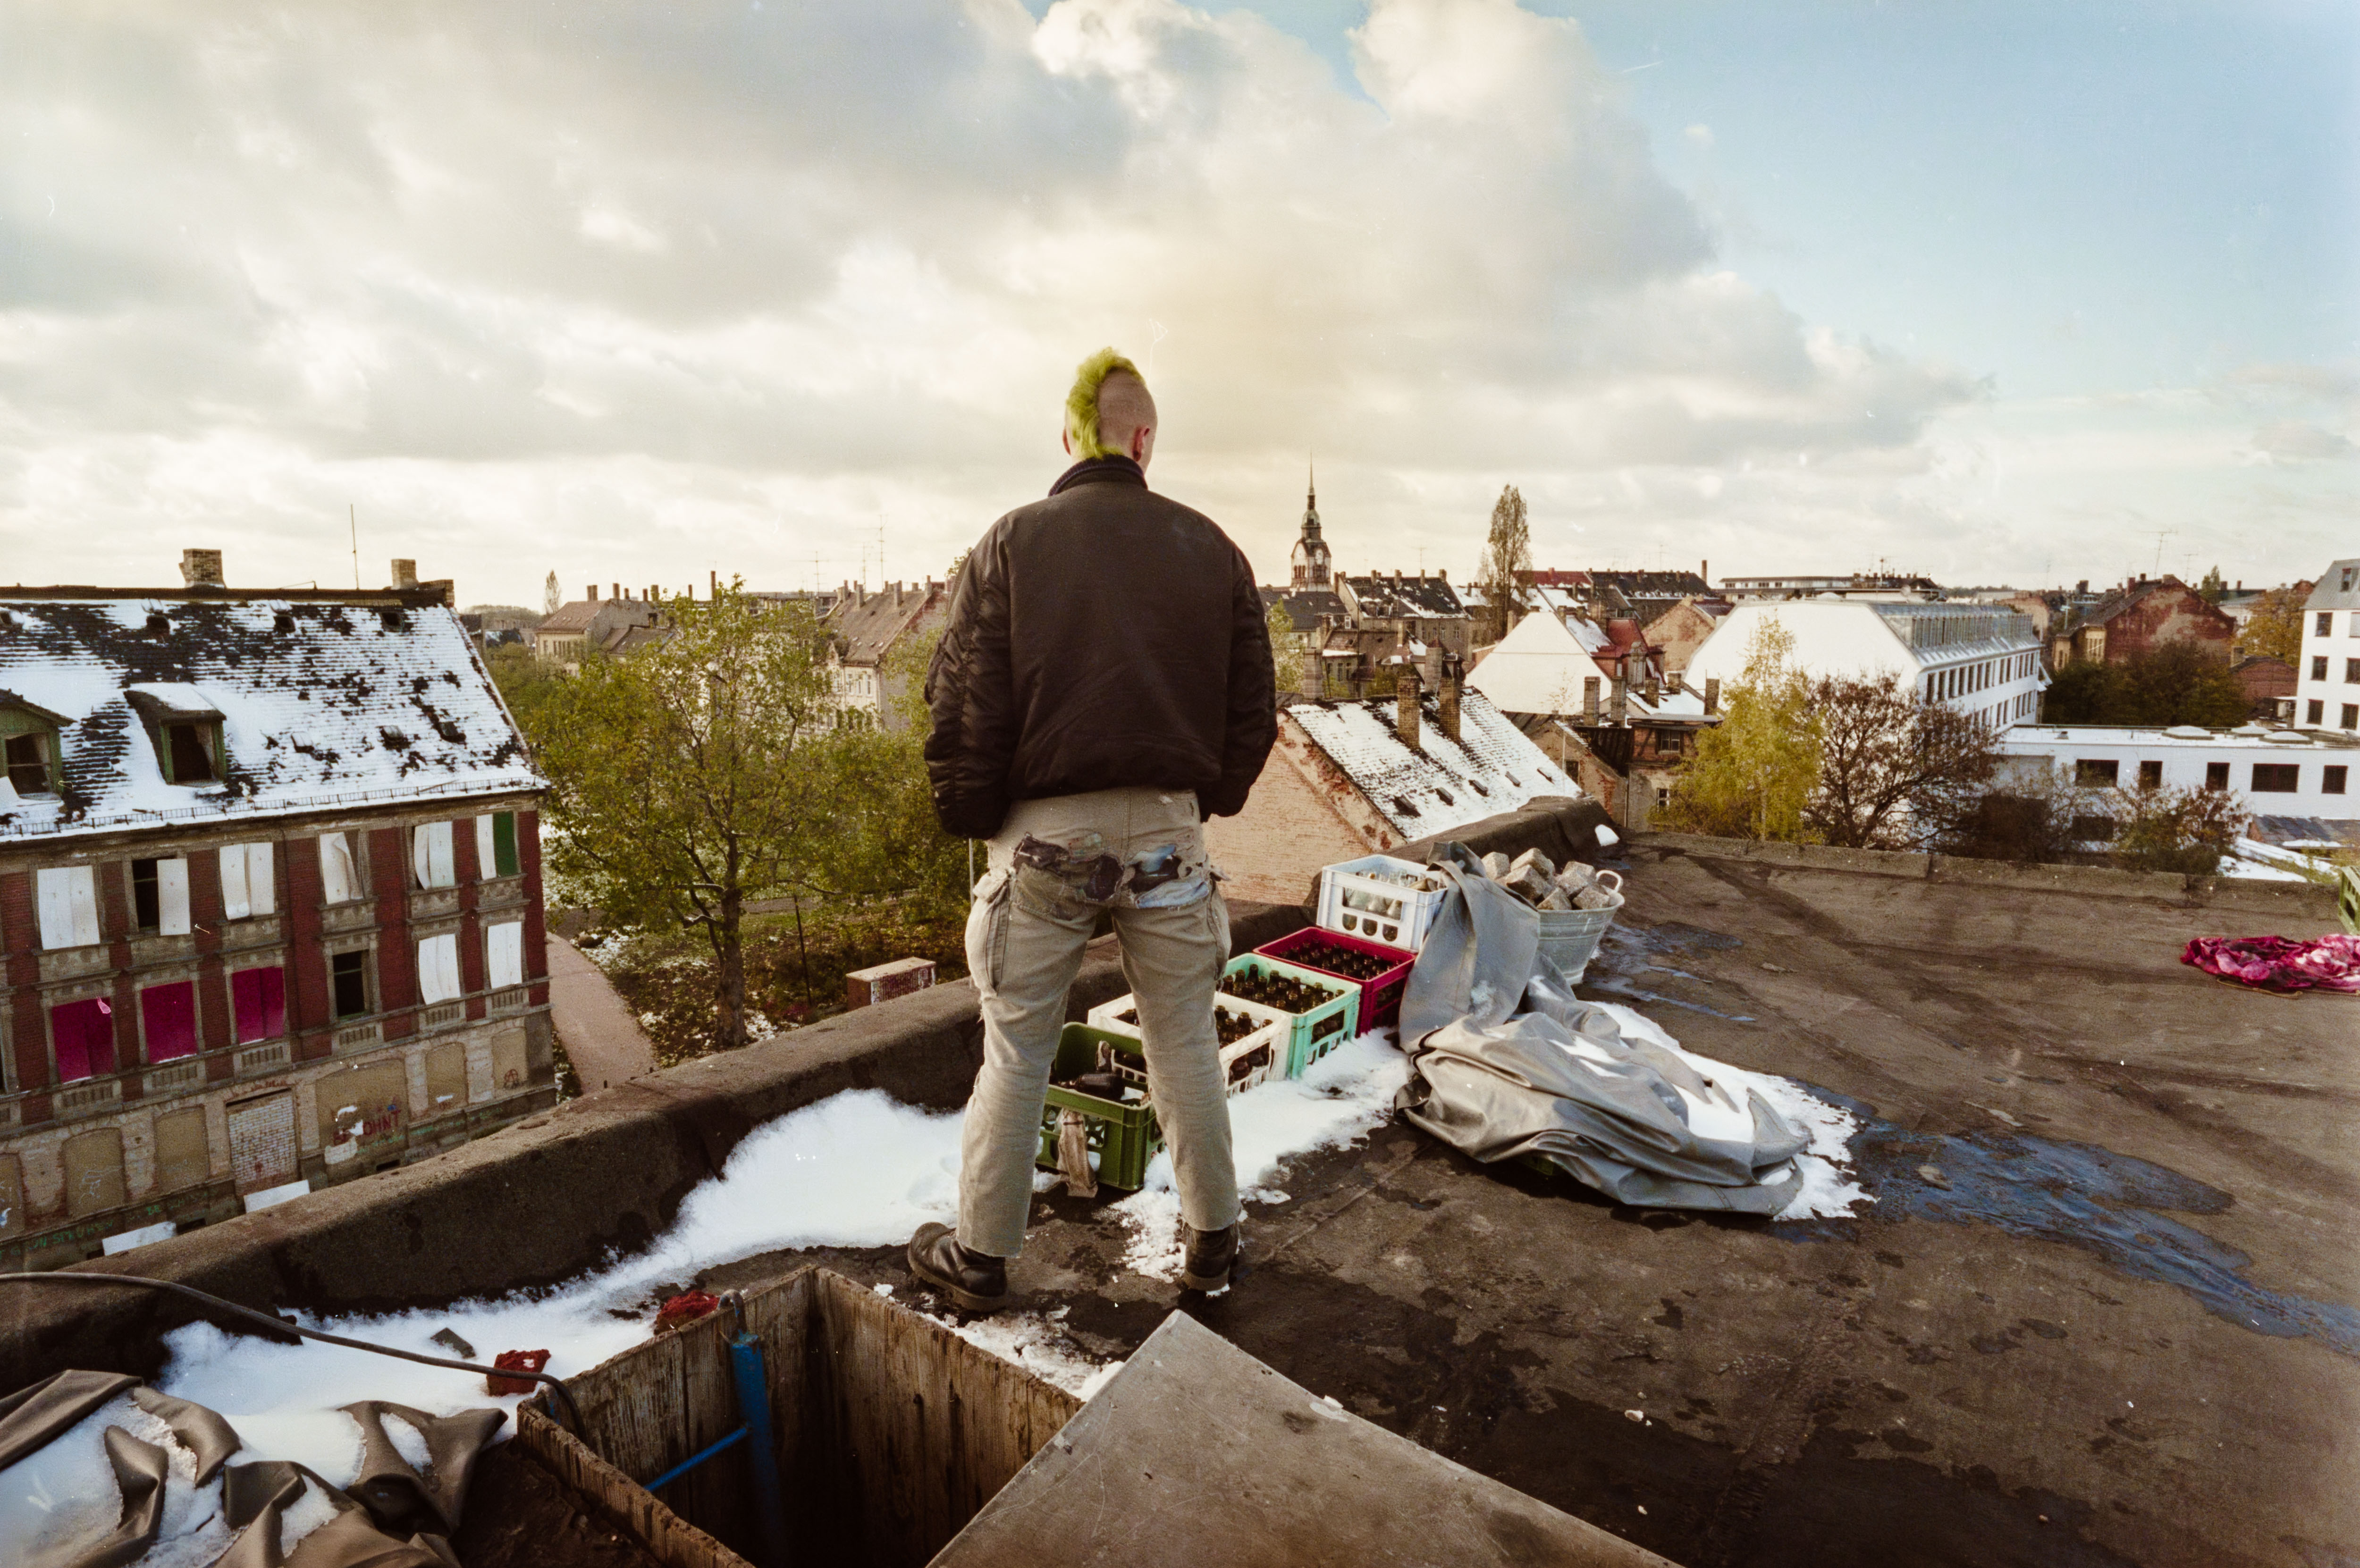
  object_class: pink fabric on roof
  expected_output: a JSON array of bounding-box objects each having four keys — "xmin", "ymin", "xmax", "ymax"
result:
[{"xmin": 2180, "ymin": 935, "xmax": 2360, "ymax": 994}]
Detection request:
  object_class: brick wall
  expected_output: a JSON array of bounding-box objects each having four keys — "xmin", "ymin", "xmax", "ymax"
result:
[
  {"xmin": 1205, "ymin": 733, "xmax": 1376, "ymax": 907},
  {"xmin": 521, "ymin": 809, "xmax": 549, "ymax": 1003},
  {"xmin": 2, "ymin": 871, "xmax": 43, "ymax": 1094},
  {"xmin": 287, "ymin": 829, "xmax": 331, "ymax": 1059},
  {"xmin": 369, "ymin": 827, "xmax": 415, "ymax": 1032}
]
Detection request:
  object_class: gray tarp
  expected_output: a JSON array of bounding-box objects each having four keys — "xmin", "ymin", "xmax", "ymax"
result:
[{"xmin": 1393, "ymin": 844, "xmax": 1811, "ymax": 1215}]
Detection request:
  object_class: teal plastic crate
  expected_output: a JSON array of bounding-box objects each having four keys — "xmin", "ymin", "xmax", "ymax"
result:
[
  {"xmin": 1218, "ymin": 955, "xmax": 1359, "ymax": 1078},
  {"xmin": 1037, "ymin": 1023, "xmax": 1163, "ymax": 1190}
]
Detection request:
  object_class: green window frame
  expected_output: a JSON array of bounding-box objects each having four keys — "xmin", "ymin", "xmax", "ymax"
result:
[
  {"xmin": 1, "ymin": 707, "xmax": 62, "ymax": 795},
  {"xmin": 492, "ymin": 811, "xmax": 520, "ymax": 878},
  {"xmin": 157, "ymin": 719, "xmax": 224, "ymax": 784}
]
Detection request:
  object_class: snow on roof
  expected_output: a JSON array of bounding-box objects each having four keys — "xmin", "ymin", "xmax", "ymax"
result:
[
  {"xmin": 2000, "ymin": 725, "xmax": 2360, "ymax": 752},
  {"xmin": 1286, "ymin": 689, "xmax": 1579, "ymax": 838},
  {"xmin": 1463, "ymin": 611, "xmax": 1609, "ymax": 713},
  {"xmin": 0, "ymin": 594, "xmax": 540, "ymax": 841}
]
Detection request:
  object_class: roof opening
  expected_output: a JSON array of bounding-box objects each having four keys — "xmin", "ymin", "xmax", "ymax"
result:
[
  {"xmin": 274, "ymin": 611, "xmax": 295, "ymax": 633},
  {"xmin": 145, "ymin": 611, "xmax": 169, "ymax": 634},
  {"xmin": 379, "ymin": 608, "xmax": 405, "ymax": 632}
]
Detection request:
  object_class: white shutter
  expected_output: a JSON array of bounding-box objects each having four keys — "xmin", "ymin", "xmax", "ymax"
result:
[
  {"xmin": 487, "ymin": 921, "xmax": 523, "ymax": 989},
  {"xmin": 219, "ymin": 845, "xmax": 251, "ymax": 921},
  {"xmin": 37, "ymin": 868, "xmax": 76, "ymax": 950},
  {"xmin": 415, "ymin": 822, "xmax": 454, "ymax": 889},
  {"xmin": 418, "ymin": 934, "xmax": 461, "ymax": 1003},
  {"xmin": 475, "ymin": 815, "xmax": 497, "ymax": 882},
  {"xmin": 248, "ymin": 841, "xmax": 275, "ymax": 916},
  {"xmin": 158, "ymin": 858, "xmax": 191, "ymax": 936},
  {"xmin": 67, "ymin": 867, "xmax": 98, "ymax": 946},
  {"xmin": 320, "ymin": 833, "xmax": 356, "ymax": 905}
]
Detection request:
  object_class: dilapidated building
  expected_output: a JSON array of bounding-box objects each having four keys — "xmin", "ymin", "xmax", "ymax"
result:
[
  {"xmin": 824, "ymin": 579, "xmax": 948, "ymax": 729},
  {"xmin": 0, "ymin": 565, "xmax": 554, "ymax": 1267},
  {"xmin": 2051, "ymin": 575, "xmax": 2236, "ymax": 670}
]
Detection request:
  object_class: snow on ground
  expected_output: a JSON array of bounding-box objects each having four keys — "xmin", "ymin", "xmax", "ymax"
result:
[
  {"xmin": 117, "ymin": 996, "xmax": 1865, "ymax": 1560},
  {"xmin": 2226, "ymin": 837, "xmax": 2331, "ymax": 882}
]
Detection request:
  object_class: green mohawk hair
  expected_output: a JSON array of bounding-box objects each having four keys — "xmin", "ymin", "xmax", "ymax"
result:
[{"xmin": 1064, "ymin": 346, "xmax": 1143, "ymax": 460}]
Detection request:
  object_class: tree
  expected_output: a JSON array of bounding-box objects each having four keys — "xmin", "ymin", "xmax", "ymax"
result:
[
  {"xmin": 1804, "ymin": 676, "xmax": 2000, "ymax": 849},
  {"xmin": 1475, "ymin": 484, "xmax": 1531, "ymax": 644},
  {"xmin": 1941, "ymin": 764, "xmax": 2096, "ymax": 865},
  {"xmin": 2041, "ymin": 644, "xmax": 2246, "ymax": 727},
  {"xmin": 2111, "ymin": 783, "xmax": 2248, "ymax": 876},
  {"xmin": 2198, "ymin": 566, "xmax": 2227, "ymax": 605},
  {"xmin": 2237, "ymin": 585, "xmax": 2306, "ymax": 664},
  {"xmin": 1658, "ymin": 614, "xmax": 1819, "ymax": 840},
  {"xmin": 530, "ymin": 584, "xmax": 838, "ymax": 1050},
  {"xmin": 1266, "ymin": 599, "xmax": 1307, "ymax": 699},
  {"xmin": 543, "ymin": 571, "xmax": 561, "ymax": 615}
]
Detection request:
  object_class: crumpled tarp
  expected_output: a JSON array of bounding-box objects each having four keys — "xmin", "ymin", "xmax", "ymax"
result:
[
  {"xmin": 1393, "ymin": 843, "xmax": 1812, "ymax": 1214},
  {"xmin": 0, "ymin": 1368, "xmax": 502, "ymax": 1568},
  {"xmin": 2180, "ymin": 934, "xmax": 2360, "ymax": 994}
]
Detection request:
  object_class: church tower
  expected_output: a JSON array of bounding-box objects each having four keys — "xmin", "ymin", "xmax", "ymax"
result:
[{"xmin": 1289, "ymin": 462, "xmax": 1332, "ymax": 593}]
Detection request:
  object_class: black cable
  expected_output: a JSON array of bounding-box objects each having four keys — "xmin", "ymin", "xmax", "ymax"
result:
[{"xmin": 0, "ymin": 1271, "xmax": 585, "ymax": 1438}]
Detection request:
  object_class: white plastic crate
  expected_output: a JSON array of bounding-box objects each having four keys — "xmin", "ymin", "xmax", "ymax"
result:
[
  {"xmin": 1315, "ymin": 854, "xmax": 1449, "ymax": 953},
  {"xmin": 1083, "ymin": 995, "xmax": 1285, "ymax": 1097}
]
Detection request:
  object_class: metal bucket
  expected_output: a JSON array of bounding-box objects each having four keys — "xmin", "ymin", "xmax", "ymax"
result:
[{"xmin": 1533, "ymin": 872, "xmax": 1623, "ymax": 983}]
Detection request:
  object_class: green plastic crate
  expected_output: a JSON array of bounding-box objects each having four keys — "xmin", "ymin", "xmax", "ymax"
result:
[
  {"xmin": 1036, "ymin": 1023, "xmax": 1163, "ymax": 1190},
  {"xmin": 1218, "ymin": 955, "xmax": 1360, "ymax": 1079}
]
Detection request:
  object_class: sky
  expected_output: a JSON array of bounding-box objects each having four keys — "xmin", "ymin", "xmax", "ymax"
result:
[{"xmin": 0, "ymin": 0, "xmax": 2352, "ymax": 609}]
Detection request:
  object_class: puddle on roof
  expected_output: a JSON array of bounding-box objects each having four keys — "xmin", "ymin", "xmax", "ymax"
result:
[
  {"xmin": 1849, "ymin": 1126, "xmax": 2360, "ymax": 1358},
  {"xmin": 1582, "ymin": 922, "xmax": 1755, "ymax": 1022}
]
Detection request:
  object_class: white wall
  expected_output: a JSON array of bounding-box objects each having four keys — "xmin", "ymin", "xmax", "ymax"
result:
[
  {"xmin": 2295, "ymin": 599, "xmax": 2360, "ymax": 735},
  {"xmin": 1999, "ymin": 727, "xmax": 2357, "ymax": 819},
  {"xmin": 1684, "ymin": 602, "xmax": 2042, "ymax": 732}
]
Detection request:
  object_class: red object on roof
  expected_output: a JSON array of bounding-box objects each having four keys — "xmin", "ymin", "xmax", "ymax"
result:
[
  {"xmin": 487, "ymin": 1348, "xmax": 552, "ymax": 1396},
  {"xmin": 655, "ymin": 1290, "xmax": 723, "ymax": 1336}
]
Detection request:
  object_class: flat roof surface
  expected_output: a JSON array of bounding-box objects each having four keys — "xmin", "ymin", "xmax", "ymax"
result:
[
  {"xmin": 2007, "ymin": 725, "xmax": 2360, "ymax": 751},
  {"xmin": 719, "ymin": 848, "xmax": 2358, "ymax": 1568}
]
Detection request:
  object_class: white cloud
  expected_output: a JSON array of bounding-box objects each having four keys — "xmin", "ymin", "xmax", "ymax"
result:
[{"xmin": 0, "ymin": 0, "xmax": 2337, "ymax": 603}]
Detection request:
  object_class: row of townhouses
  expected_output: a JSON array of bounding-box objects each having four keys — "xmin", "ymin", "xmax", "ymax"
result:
[{"xmin": 0, "ymin": 557, "xmax": 554, "ymax": 1267}]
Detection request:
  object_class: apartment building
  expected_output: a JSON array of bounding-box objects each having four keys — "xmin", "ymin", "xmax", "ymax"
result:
[
  {"xmin": 0, "ymin": 567, "xmax": 553, "ymax": 1268},
  {"xmin": 1684, "ymin": 600, "xmax": 2045, "ymax": 732},
  {"xmin": 2294, "ymin": 559, "xmax": 2360, "ymax": 734}
]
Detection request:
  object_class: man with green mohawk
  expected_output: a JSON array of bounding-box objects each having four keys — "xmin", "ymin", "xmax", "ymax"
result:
[{"xmin": 910, "ymin": 346, "xmax": 1278, "ymax": 1310}]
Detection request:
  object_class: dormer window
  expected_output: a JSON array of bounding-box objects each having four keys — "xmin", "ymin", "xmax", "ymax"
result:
[
  {"xmin": 0, "ymin": 692, "xmax": 68, "ymax": 797},
  {"xmin": 125, "ymin": 683, "xmax": 228, "ymax": 788}
]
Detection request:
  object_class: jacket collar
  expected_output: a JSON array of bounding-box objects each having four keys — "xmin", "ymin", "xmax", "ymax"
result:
[{"xmin": 1049, "ymin": 455, "xmax": 1146, "ymax": 496}]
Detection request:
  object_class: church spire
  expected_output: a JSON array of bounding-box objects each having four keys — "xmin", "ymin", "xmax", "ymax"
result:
[{"xmin": 1290, "ymin": 455, "xmax": 1332, "ymax": 592}]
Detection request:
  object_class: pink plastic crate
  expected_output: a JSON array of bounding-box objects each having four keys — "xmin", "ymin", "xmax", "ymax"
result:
[{"xmin": 1253, "ymin": 927, "xmax": 1416, "ymax": 1032}]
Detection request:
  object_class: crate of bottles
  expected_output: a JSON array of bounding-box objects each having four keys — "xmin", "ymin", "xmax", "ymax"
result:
[
  {"xmin": 1219, "ymin": 955, "xmax": 1359, "ymax": 1079},
  {"xmin": 1037, "ymin": 1023, "xmax": 1163, "ymax": 1190},
  {"xmin": 1315, "ymin": 854, "xmax": 1448, "ymax": 953},
  {"xmin": 1080, "ymin": 996, "xmax": 1285, "ymax": 1097},
  {"xmin": 1253, "ymin": 927, "xmax": 1416, "ymax": 1033}
]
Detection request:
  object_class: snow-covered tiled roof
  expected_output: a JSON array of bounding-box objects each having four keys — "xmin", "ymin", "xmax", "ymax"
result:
[
  {"xmin": 0, "ymin": 592, "xmax": 541, "ymax": 842},
  {"xmin": 1286, "ymin": 689, "xmax": 1580, "ymax": 838}
]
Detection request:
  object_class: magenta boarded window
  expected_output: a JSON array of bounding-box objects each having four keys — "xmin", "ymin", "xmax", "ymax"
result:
[
  {"xmin": 232, "ymin": 967, "xmax": 286, "ymax": 1045},
  {"xmin": 51, "ymin": 997, "xmax": 115, "ymax": 1083},
  {"xmin": 141, "ymin": 981, "xmax": 199, "ymax": 1062}
]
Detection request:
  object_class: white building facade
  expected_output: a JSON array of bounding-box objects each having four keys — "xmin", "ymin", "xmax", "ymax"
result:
[
  {"xmin": 1998, "ymin": 725, "xmax": 2358, "ymax": 823},
  {"xmin": 1683, "ymin": 601, "xmax": 2044, "ymax": 732},
  {"xmin": 2294, "ymin": 559, "xmax": 2360, "ymax": 735}
]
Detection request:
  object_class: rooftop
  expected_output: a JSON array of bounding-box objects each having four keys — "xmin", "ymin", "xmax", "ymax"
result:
[
  {"xmin": 1284, "ymin": 689, "xmax": 1578, "ymax": 837},
  {"xmin": 826, "ymin": 581, "xmax": 944, "ymax": 667},
  {"xmin": 2004, "ymin": 723, "xmax": 2360, "ymax": 751},
  {"xmin": 1340, "ymin": 573, "xmax": 1468, "ymax": 621},
  {"xmin": 2306, "ymin": 559, "xmax": 2360, "ymax": 613},
  {"xmin": 0, "ymin": 589, "xmax": 540, "ymax": 840}
]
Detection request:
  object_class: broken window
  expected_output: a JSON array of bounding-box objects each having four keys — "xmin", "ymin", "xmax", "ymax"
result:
[
  {"xmin": 131, "ymin": 857, "xmax": 191, "ymax": 936},
  {"xmin": 51, "ymin": 996, "xmax": 114, "ymax": 1082},
  {"xmin": 232, "ymin": 966, "xmax": 286, "ymax": 1044},
  {"xmin": 140, "ymin": 980, "xmax": 199, "ymax": 1062},
  {"xmin": 4, "ymin": 730, "xmax": 54, "ymax": 794},
  {"xmin": 330, "ymin": 948, "xmax": 372, "ymax": 1018},
  {"xmin": 2073, "ymin": 759, "xmax": 2119, "ymax": 787},
  {"xmin": 2204, "ymin": 761, "xmax": 2230, "ymax": 791},
  {"xmin": 2250, "ymin": 763, "xmax": 2300, "ymax": 793},
  {"xmin": 2137, "ymin": 760, "xmax": 2162, "ymax": 789},
  {"xmin": 159, "ymin": 721, "xmax": 221, "ymax": 784}
]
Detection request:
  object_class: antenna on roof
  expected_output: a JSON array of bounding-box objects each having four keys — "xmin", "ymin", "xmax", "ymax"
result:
[{"xmin": 348, "ymin": 505, "xmax": 360, "ymax": 590}]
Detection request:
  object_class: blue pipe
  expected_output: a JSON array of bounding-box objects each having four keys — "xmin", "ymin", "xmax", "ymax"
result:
[
  {"xmin": 646, "ymin": 1424, "xmax": 747, "ymax": 1492},
  {"xmin": 730, "ymin": 1331, "xmax": 793, "ymax": 1568}
]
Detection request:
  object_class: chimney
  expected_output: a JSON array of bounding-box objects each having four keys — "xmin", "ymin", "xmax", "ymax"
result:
[
  {"xmin": 424, "ymin": 578, "xmax": 455, "ymax": 608},
  {"xmin": 710, "ymin": 570, "xmax": 719, "ymax": 599},
  {"xmin": 179, "ymin": 548, "xmax": 224, "ymax": 588},
  {"xmin": 1437, "ymin": 658, "xmax": 1462, "ymax": 744},
  {"xmin": 1701, "ymin": 559, "xmax": 1709, "ymax": 586},
  {"xmin": 390, "ymin": 559, "xmax": 418, "ymax": 590},
  {"xmin": 1704, "ymin": 677, "xmax": 1721, "ymax": 716},
  {"xmin": 1584, "ymin": 675, "xmax": 1601, "ymax": 724},
  {"xmin": 612, "ymin": 582, "xmax": 622, "ymax": 602},
  {"xmin": 1397, "ymin": 666, "xmax": 1422, "ymax": 752},
  {"xmin": 1438, "ymin": 568, "xmax": 1447, "ymax": 582},
  {"xmin": 1645, "ymin": 670, "xmax": 1660, "ymax": 706},
  {"xmin": 587, "ymin": 585, "xmax": 598, "ymax": 602},
  {"xmin": 894, "ymin": 581, "xmax": 904, "ymax": 607},
  {"xmin": 1610, "ymin": 673, "xmax": 1629, "ymax": 726}
]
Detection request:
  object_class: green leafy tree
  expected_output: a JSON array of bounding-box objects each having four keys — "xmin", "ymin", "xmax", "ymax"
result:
[
  {"xmin": 1267, "ymin": 599, "xmax": 1306, "ymax": 699},
  {"xmin": 2111, "ymin": 783, "xmax": 2249, "ymax": 876},
  {"xmin": 2041, "ymin": 644, "xmax": 2246, "ymax": 727},
  {"xmin": 1475, "ymin": 484, "xmax": 1531, "ymax": 644},
  {"xmin": 530, "ymin": 584, "xmax": 838, "ymax": 1050},
  {"xmin": 2197, "ymin": 566, "xmax": 2227, "ymax": 605},
  {"xmin": 1658, "ymin": 615, "xmax": 1820, "ymax": 840}
]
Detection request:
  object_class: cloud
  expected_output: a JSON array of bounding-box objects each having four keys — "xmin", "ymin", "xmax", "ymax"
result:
[
  {"xmin": 0, "ymin": 0, "xmax": 2161, "ymax": 602},
  {"xmin": 2250, "ymin": 422, "xmax": 2357, "ymax": 463}
]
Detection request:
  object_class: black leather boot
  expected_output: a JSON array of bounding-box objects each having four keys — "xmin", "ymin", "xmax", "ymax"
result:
[
  {"xmin": 908, "ymin": 1222, "xmax": 1011, "ymax": 1313},
  {"xmin": 1180, "ymin": 1222, "xmax": 1241, "ymax": 1292}
]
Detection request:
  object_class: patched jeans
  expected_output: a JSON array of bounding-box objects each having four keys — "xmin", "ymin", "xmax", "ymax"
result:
[{"xmin": 958, "ymin": 786, "xmax": 1240, "ymax": 1258}]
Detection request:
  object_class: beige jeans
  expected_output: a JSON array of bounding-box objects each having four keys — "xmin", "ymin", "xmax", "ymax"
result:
[{"xmin": 958, "ymin": 787, "xmax": 1240, "ymax": 1258}]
